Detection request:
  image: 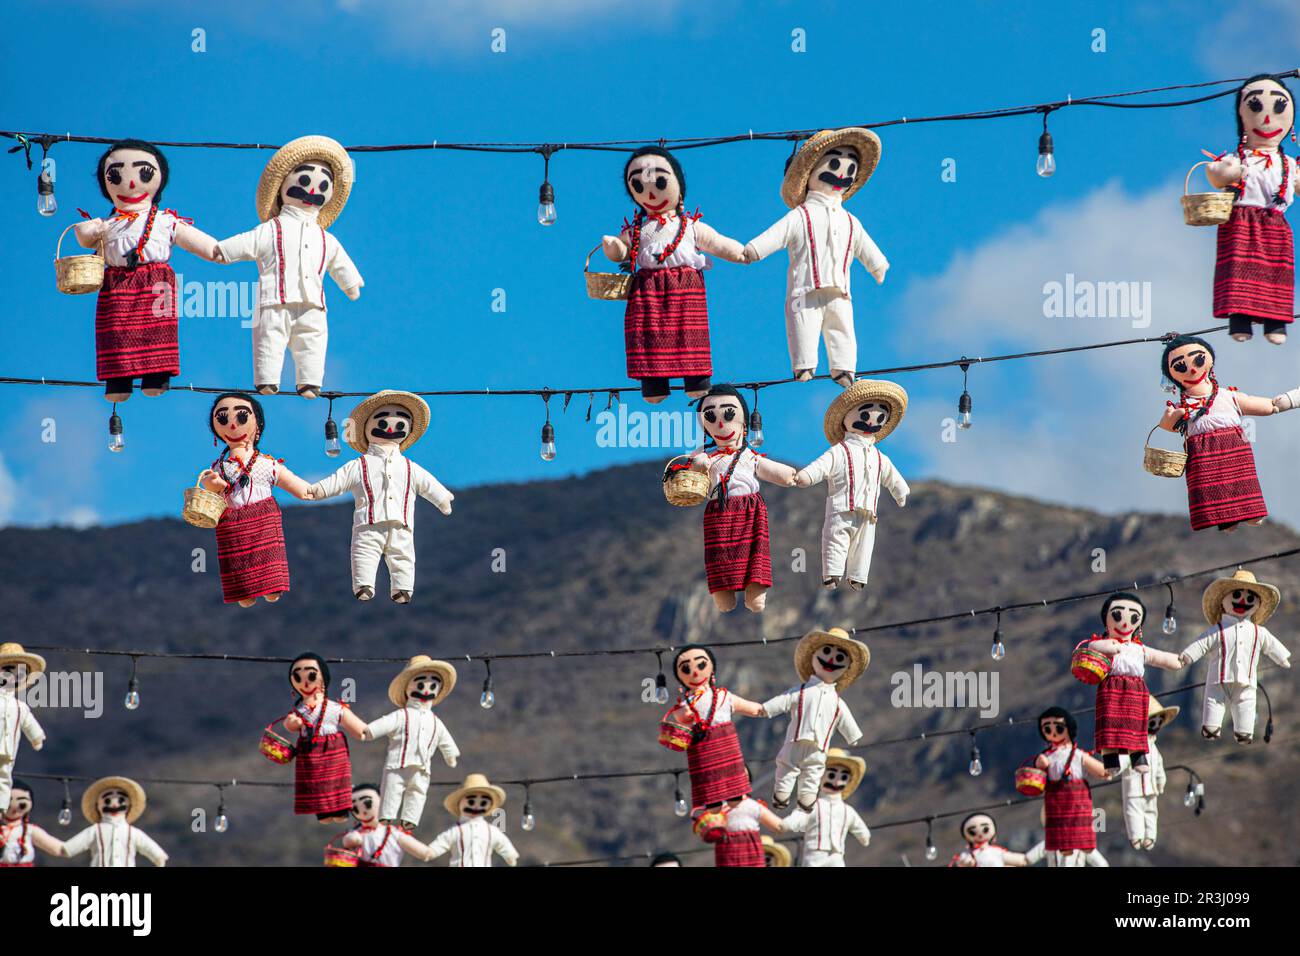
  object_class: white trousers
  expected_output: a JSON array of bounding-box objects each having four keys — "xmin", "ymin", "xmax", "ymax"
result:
[
  {"xmin": 253, "ymin": 302, "xmax": 328, "ymax": 392},
  {"xmin": 801, "ymin": 848, "xmax": 845, "ymax": 867},
  {"xmin": 352, "ymin": 522, "xmax": 416, "ymax": 596},
  {"xmin": 0, "ymin": 763, "xmax": 11, "ymax": 813},
  {"xmin": 1123, "ymin": 793, "xmax": 1158, "ymax": 849},
  {"xmin": 380, "ymin": 766, "xmax": 430, "ymax": 826},
  {"xmin": 1049, "ymin": 849, "xmax": 1088, "ymax": 867},
  {"xmin": 822, "ymin": 509, "xmax": 878, "ymax": 584},
  {"xmin": 786, "ymin": 287, "xmax": 856, "ymax": 375},
  {"xmin": 1202, "ymin": 682, "xmax": 1257, "ymax": 737},
  {"xmin": 773, "ymin": 740, "xmax": 826, "ymax": 811}
]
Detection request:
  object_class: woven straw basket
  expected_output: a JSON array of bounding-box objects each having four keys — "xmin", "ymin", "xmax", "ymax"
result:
[
  {"xmin": 183, "ymin": 472, "xmax": 228, "ymax": 529},
  {"xmin": 1142, "ymin": 426, "xmax": 1187, "ymax": 479},
  {"xmin": 662, "ymin": 456, "xmax": 710, "ymax": 507},
  {"xmin": 584, "ymin": 244, "xmax": 633, "ymax": 300},
  {"xmin": 1181, "ymin": 161, "xmax": 1235, "ymax": 227},
  {"xmin": 54, "ymin": 223, "xmax": 104, "ymax": 295}
]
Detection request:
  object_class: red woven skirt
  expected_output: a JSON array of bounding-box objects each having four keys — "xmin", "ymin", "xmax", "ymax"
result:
[
  {"xmin": 95, "ymin": 262, "xmax": 179, "ymax": 380},
  {"xmin": 1213, "ymin": 205, "xmax": 1294, "ymax": 324},
  {"xmin": 1184, "ymin": 426, "xmax": 1267, "ymax": 531},
  {"xmin": 703, "ymin": 493, "xmax": 772, "ymax": 593},
  {"xmin": 624, "ymin": 265, "xmax": 712, "ymax": 379},
  {"xmin": 294, "ymin": 732, "xmax": 352, "ymax": 816},
  {"xmin": 687, "ymin": 721, "xmax": 750, "ymax": 808},
  {"xmin": 215, "ymin": 497, "xmax": 291, "ymax": 603},
  {"xmin": 1094, "ymin": 674, "xmax": 1149, "ymax": 753},
  {"xmin": 714, "ymin": 830, "xmax": 764, "ymax": 868},
  {"xmin": 1044, "ymin": 778, "xmax": 1095, "ymax": 851}
]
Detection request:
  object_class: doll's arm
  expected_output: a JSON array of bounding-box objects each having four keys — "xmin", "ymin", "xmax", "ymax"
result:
[
  {"xmin": 60, "ymin": 826, "xmax": 95, "ymax": 858},
  {"xmin": 20, "ymin": 706, "xmax": 45, "ymax": 749},
  {"xmin": 1087, "ymin": 638, "xmax": 1122, "ymax": 657},
  {"xmin": 1158, "ymin": 405, "xmax": 1184, "ymax": 433},
  {"xmin": 795, "ymin": 448, "xmax": 835, "ymax": 488},
  {"xmin": 1024, "ymin": 841, "xmax": 1046, "ymax": 866},
  {"xmin": 1081, "ymin": 752, "xmax": 1108, "ymax": 780},
  {"xmin": 1034, "ymin": 753, "xmax": 1050, "ymax": 771},
  {"xmin": 424, "ymin": 827, "xmax": 455, "ymax": 862},
  {"xmin": 1234, "ymin": 393, "xmax": 1278, "ymax": 417},
  {"xmin": 134, "ymin": 830, "xmax": 168, "ymax": 867},
  {"xmin": 728, "ymin": 694, "xmax": 767, "ymax": 719},
  {"xmin": 214, "ymin": 227, "xmax": 260, "ymax": 265},
  {"xmin": 755, "ymin": 456, "xmax": 798, "ymax": 487},
  {"xmin": 762, "ymin": 690, "xmax": 795, "ymax": 718},
  {"xmin": 848, "ymin": 809, "xmax": 871, "ymax": 847},
  {"xmin": 1179, "ymin": 630, "xmax": 1216, "ymax": 667},
  {"xmin": 1144, "ymin": 646, "xmax": 1185, "ymax": 671},
  {"xmin": 949, "ymin": 851, "xmax": 975, "ymax": 867},
  {"xmin": 1262, "ymin": 629, "xmax": 1292, "ymax": 668},
  {"xmin": 1154, "ymin": 751, "xmax": 1167, "ymax": 794},
  {"xmin": 283, "ymin": 712, "xmax": 304, "ymax": 733},
  {"xmin": 276, "ymin": 465, "xmax": 316, "ymax": 500},
  {"xmin": 362, "ymin": 710, "xmax": 400, "ymax": 742},
  {"xmin": 692, "ymin": 221, "xmax": 747, "ymax": 264},
  {"xmin": 412, "ymin": 463, "xmax": 454, "ymax": 515},
  {"xmin": 173, "ymin": 223, "xmax": 222, "ymax": 262},
  {"xmin": 880, "ymin": 453, "xmax": 909, "ymax": 506},
  {"xmin": 396, "ymin": 830, "xmax": 434, "ymax": 859},
  {"xmin": 836, "ymin": 705, "xmax": 863, "ymax": 746},
  {"xmin": 1001, "ymin": 849, "xmax": 1029, "ymax": 867},
  {"xmin": 74, "ymin": 219, "xmax": 107, "ymax": 248},
  {"xmin": 341, "ymin": 830, "xmax": 363, "ymax": 849},
  {"xmin": 309, "ymin": 460, "xmax": 357, "ymax": 501},
  {"xmin": 198, "ymin": 468, "xmax": 230, "ymax": 494},
  {"xmin": 602, "ymin": 229, "xmax": 631, "ymax": 263},
  {"xmin": 853, "ymin": 223, "xmax": 889, "ymax": 283},
  {"xmin": 1206, "ymin": 154, "xmax": 1245, "ymax": 188},
  {"xmin": 493, "ymin": 829, "xmax": 520, "ymax": 866},
  {"xmin": 437, "ymin": 725, "xmax": 461, "ymax": 767},
  {"xmin": 339, "ymin": 707, "xmax": 369, "ymax": 740},
  {"xmin": 757, "ymin": 805, "xmax": 785, "ymax": 833},
  {"xmin": 328, "ymin": 238, "xmax": 364, "ymax": 299},
  {"xmin": 781, "ymin": 809, "xmax": 811, "ymax": 834},
  {"xmin": 742, "ymin": 214, "xmax": 792, "ymax": 264},
  {"xmin": 31, "ymin": 825, "xmax": 67, "ymax": 858}
]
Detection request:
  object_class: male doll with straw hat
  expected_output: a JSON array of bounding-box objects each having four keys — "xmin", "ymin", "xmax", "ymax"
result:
[
  {"xmin": 426, "ymin": 773, "xmax": 520, "ymax": 867},
  {"xmin": 763, "ymin": 628, "xmax": 868, "ymax": 812},
  {"xmin": 796, "ymin": 380, "xmax": 909, "ymax": 592},
  {"xmin": 1179, "ymin": 568, "xmax": 1291, "ymax": 744},
  {"xmin": 213, "ymin": 134, "xmax": 363, "ymax": 399},
  {"xmin": 780, "ymin": 747, "xmax": 871, "ymax": 866},
  {"xmin": 310, "ymin": 390, "xmax": 454, "ymax": 603},
  {"xmin": 363, "ymin": 656, "xmax": 460, "ymax": 831},
  {"xmin": 0, "ymin": 643, "xmax": 47, "ymax": 815},
  {"xmin": 62, "ymin": 776, "xmax": 168, "ymax": 867},
  {"xmin": 1121, "ymin": 695, "xmax": 1179, "ymax": 850},
  {"xmin": 741, "ymin": 127, "xmax": 889, "ymax": 387}
]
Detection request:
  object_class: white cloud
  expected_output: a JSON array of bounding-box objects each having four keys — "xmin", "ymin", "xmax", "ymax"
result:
[
  {"xmin": 1196, "ymin": 1, "xmax": 1300, "ymax": 77},
  {"xmin": 891, "ymin": 177, "xmax": 1300, "ymax": 530}
]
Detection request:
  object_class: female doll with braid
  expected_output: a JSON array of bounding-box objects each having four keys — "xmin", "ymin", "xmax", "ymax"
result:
[
  {"xmin": 1156, "ymin": 336, "xmax": 1293, "ymax": 532},
  {"xmin": 1205, "ymin": 74, "xmax": 1297, "ymax": 344},
  {"xmin": 198, "ymin": 392, "xmax": 314, "ymax": 606},
  {"xmin": 687, "ymin": 385, "xmax": 797, "ymax": 612},
  {"xmin": 599, "ymin": 147, "xmax": 747, "ymax": 403}
]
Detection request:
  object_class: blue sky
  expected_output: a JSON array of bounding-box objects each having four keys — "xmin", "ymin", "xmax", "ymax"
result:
[{"xmin": 1, "ymin": 0, "xmax": 1297, "ymax": 527}]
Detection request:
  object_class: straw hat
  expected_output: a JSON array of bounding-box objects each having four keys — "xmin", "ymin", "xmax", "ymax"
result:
[
  {"xmin": 781, "ymin": 127, "xmax": 882, "ymax": 208},
  {"xmin": 256, "ymin": 135, "xmax": 354, "ymax": 228},
  {"xmin": 387, "ymin": 655, "xmax": 457, "ymax": 709},
  {"xmin": 443, "ymin": 773, "xmax": 506, "ymax": 817},
  {"xmin": 347, "ymin": 390, "xmax": 430, "ymax": 454},
  {"xmin": 1147, "ymin": 695, "xmax": 1180, "ymax": 731},
  {"xmin": 0, "ymin": 643, "xmax": 45, "ymax": 688},
  {"xmin": 824, "ymin": 379, "xmax": 908, "ymax": 445},
  {"xmin": 1201, "ymin": 569, "xmax": 1280, "ymax": 625},
  {"xmin": 762, "ymin": 835, "xmax": 792, "ymax": 868},
  {"xmin": 81, "ymin": 776, "xmax": 147, "ymax": 825},
  {"xmin": 794, "ymin": 627, "xmax": 871, "ymax": 691},
  {"xmin": 824, "ymin": 747, "xmax": 867, "ymax": 799}
]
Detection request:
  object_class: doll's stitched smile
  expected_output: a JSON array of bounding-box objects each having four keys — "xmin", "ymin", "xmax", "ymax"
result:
[
  {"xmin": 642, "ymin": 197, "xmax": 670, "ymax": 212},
  {"xmin": 115, "ymin": 193, "xmax": 150, "ymax": 205},
  {"xmin": 1252, "ymin": 126, "xmax": 1284, "ymax": 138}
]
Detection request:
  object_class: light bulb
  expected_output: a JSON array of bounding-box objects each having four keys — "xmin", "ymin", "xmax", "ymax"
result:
[
  {"xmin": 522, "ymin": 807, "xmax": 536, "ymax": 831},
  {"xmin": 958, "ymin": 391, "xmax": 972, "ymax": 430},
  {"xmin": 215, "ymin": 812, "xmax": 229, "ymax": 833},
  {"xmin": 1183, "ymin": 787, "xmax": 1196, "ymax": 808},
  {"xmin": 969, "ymin": 750, "xmax": 983, "ymax": 777},
  {"xmin": 125, "ymin": 690, "xmax": 140, "ymax": 711},
  {"xmin": 991, "ymin": 636, "xmax": 1006, "ymax": 661},
  {"xmin": 537, "ymin": 181, "xmax": 556, "ymax": 226},
  {"xmin": 480, "ymin": 681, "xmax": 495, "ymax": 710},
  {"xmin": 108, "ymin": 412, "xmax": 125, "ymax": 453},
  {"xmin": 674, "ymin": 796, "xmax": 689, "ymax": 817},
  {"xmin": 58, "ymin": 805, "xmax": 72, "ymax": 827},
  {"xmin": 1036, "ymin": 131, "xmax": 1055, "ymax": 177},
  {"xmin": 539, "ymin": 421, "xmax": 556, "ymax": 462},
  {"xmin": 654, "ymin": 672, "xmax": 669, "ymax": 705},
  {"xmin": 37, "ymin": 157, "xmax": 57, "ymax": 217},
  {"xmin": 1162, "ymin": 605, "xmax": 1177, "ymax": 635},
  {"xmin": 924, "ymin": 840, "xmax": 938, "ymax": 862},
  {"xmin": 749, "ymin": 410, "xmax": 765, "ymax": 448},
  {"xmin": 324, "ymin": 417, "xmax": 341, "ymax": 457}
]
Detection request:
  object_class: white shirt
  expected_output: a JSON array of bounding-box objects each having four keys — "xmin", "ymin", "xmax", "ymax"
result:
[
  {"xmin": 428, "ymin": 816, "xmax": 519, "ymax": 867},
  {"xmin": 631, "ymin": 215, "xmax": 709, "ymax": 271},
  {"xmin": 217, "ymin": 204, "xmax": 363, "ymax": 308},
  {"xmin": 1099, "ymin": 639, "xmax": 1147, "ymax": 678},
  {"xmin": 216, "ymin": 454, "xmax": 278, "ymax": 509},
  {"xmin": 295, "ymin": 698, "xmax": 346, "ymax": 737},
  {"xmin": 367, "ymin": 705, "xmax": 459, "ymax": 772},
  {"xmin": 1182, "ymin": 617, "xmax": 1291, "ymax": 687},
  {"xmin": 764, "ymin": 677, "xmax": 863, "ymax": 749},
  {"xmin": 1043, "ymin": 743, "xmax": 1084, "ymax": 782},
  {"xmin": 1182, "ymin": 388, "xmax": 1243, "ymax": 438},
  {"xmin": 681, "ymin": 686, "xmax": 734, "ymax": 726},
  {"xmin": 353, "ymin": 824, "xmax": 406, "ymax": 867},
  {"xmin": 1232, "ymin": 150, "xmax": 1298, "ymax": 211},
  {"xmin": 746, "ymin": 191, "xmax": 888, "ymax": 301},
  {"xmin": 1, "ymin": 820, "xmax": 36, "ymax": 864},
  {"xmin": 63, "ymin": 819, "xmax": 167, "ymax": 867},
  {"xmin": 1121, "ymin": 736, "xmax": 1166, "ymax": 799},
  {"xmin": 0, "ymin": 691, "xmax": 44, "ymax": 763},
  {"xmin": 950, "ymin": 843, "xmax": 1011, "ymax": 867},
  {"xmin": 783, "ymin": 794, "xmax": 870, "ymax": 854},
  {"xmin": 800, "ymin": 435, "xmax": 909, "ymax": 516},
  {"xmin": 313, "ymin": 446, "xmax": 453, "ymax": 530},
  {"xmin": 694, "ymin": 447, "xmax": 761, "ymax": 498},
  {"xmin": 725, "ymin": 797, "xmax": 763, "ymax": 834},
  {"xmin": 101, "ymin": 208, "xmax": 182, "ymax": 267}
]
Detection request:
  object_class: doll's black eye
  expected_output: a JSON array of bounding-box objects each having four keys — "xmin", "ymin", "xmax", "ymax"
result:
[
  {"xmin": 139, "ymin": 165, "xmax": 155, "ymax": 183},
  {"xmin": 319, "ymin": 179, "xmax": 330, "ymax": 192},
  {"xmin": 1247, "ymin": 96, "xmax": 1264, "ymax": 114},
  {"xmin": 299, "ymin": 174, "xmax": 312, "ymax": 186},
  {"xmin": 1111, "ymin": 609, "xmax": 1123, "ymax": 621},
  {"xmin": 107, "ymin": 168, "xmax": 122, "ymax": 185},
  {"xmin": 629, "ymin": 178, "xmax": 644, "ymax": 194},
  {"xmin": 723, "ymin": 408, "xmax": 736, "ymax": 422},
  {"xmin": 654, "ymin": 176, "xmax": 668, "ymax": 191},
  {"xmin": 846, "ymin": 164, "xmax": 857, "ymax": 178},
  {"xmin": 704, "ymin": 410, "xmax": 717, "ymax": 423},
  {"xmin": 1130, "ymin": 612, "xmax": 1140, "ymax": 625},
  {"xmin": 828, "ymin": 158, "xmax": 841, "ymax": 171}
]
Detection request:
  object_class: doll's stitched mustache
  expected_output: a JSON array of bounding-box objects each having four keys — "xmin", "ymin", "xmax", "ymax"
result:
[
  {"xmin": 286, "ymin": 185, "xmax": 326, "ymax": 206},
  {"xmin": 817, "ymin": 171, "xmax": 855, "ymax": 190},
  {"xmin": 851, "ymin": 418, "xmax": 882, "ymax": 433},
  {"xmin": 371, "ymin": 423, "xmax": 407, "ymax": 439},
  {"xmin": 816, "ymin": 655, "xmax": 845, "ymax": 671}
]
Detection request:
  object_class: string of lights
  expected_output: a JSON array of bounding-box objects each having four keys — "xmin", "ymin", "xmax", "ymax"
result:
[
  {"xmin": 7, "ymin": 68, "xmax": 1296, "ymax": 223},
  {"xmin": 0, "ymin": 323, "xmax": 1228, "ymax": 459}
]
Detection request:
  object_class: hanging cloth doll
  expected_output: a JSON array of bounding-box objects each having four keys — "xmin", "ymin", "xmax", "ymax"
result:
[
  {"xmin": 1032, "ymin": 707, "xmax": 1107, "ymax": 867},
  {"xmin": 947, "ymin": 813, "xmax": 1028, "ymax": 868},
  {"xmin": 688, "ymin": 385, "xmax": 797, "ymax": 612},
  {"xmin": 1120, "ymin": 696, "xmax": 1178, "ymax": 851},
  {"xmin": 599, "ymin": 147, "xmax": 746, "ymax": 403},
  {"xmin": 780, "ymin": 747, "xmax": 872, "ymax": 867},
  {"xmin": 1156, "ymin": 335, "xmax": 1290, "ymax": 532},
  {"xmin": 73, "ymin": 139, "xmax": 220, "ymax": 402},
  {"xmin": 701, "ymin": 795, "xmax": 783, "ymax": 868},
  {"xmin": 62, "ymin": 777, "xmax": 167, "ymax": 867},
  {"xmin": 0, "ymin": 779, "xmax": 66, "ymax": 866},
  {"xmin": 743, "ymin": 128, "xmax": 889, "ymax": 387},
  {"xmin": 1205, "ymin": 74, "xmax": 1297, "ymax": 344},
  {"xmin": 0, "ymin": 642, "xmax": 46, "ymax": 815},
  {"xmin": 661, "ymin": 644, "xmax": 765, "ymax": 811},
  {"xmin": 338, "ymin": 784, "xmax": 435, "ymax": 867},
  {"xmin": 198, "ymin": 393, "xmax": 313, "ymax": 607},
  {"xmin": 1084, "ymin": 592, "xmax": 1184, "ymax": 776},
  {"xmin": 280, "ymin": 653, "xmax": 368, "ymax": 823},
  {"xmin": 426, "ymin": 774, "xmax": 520, "ymax": 867}
]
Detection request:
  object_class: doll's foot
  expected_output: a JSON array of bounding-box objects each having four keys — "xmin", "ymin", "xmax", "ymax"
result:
[
  {"xmin": 264, "ymin": 592, "xmax": 281, "ymax": 604},
  {"xmin": 1230, "ymin": 331, "xmax": 1253, "ymax": 342},
  {"xmin": 793, "ymin": 368, "xmax": 815, "ymax": 383},
  {"xmin": 822, "ymin": 578, "xmax": 838, "ymax": 590},
  {"xmin": 771, "ymin": 792, "xmax": 790, "ymax": 810},
  {"xmin": 1141, "ymin": 839, "xmax": 1155, "ymax": 850},
  {"xmin": 643, "ymin": 394, "xmax": 668, "ymax": 405},
  {"xmin": 238, "ymin": 598, "xmax": 256, "ymax": 608},
  {"xmin": 1234, "ymin": 732, "xmax": 1253, "ymax": 745},
  {"xmin": 1102, "ymin": 753, "xmax": 1121, "ymax": 778},
  {"xmin": 830, "ymin": 370, "xmax": 855, "ymax": 388},
  {"xmin": 743, "ymin": 586, "xmax": 767, "ymax": 612},
  {"xmin": 297, "ymin": 385, "xmax": 320, "ymax": 399},
  {"xmin": 256, "ymin": 383, "xmax": 279, "ymax": 395},
  {"xmin": 1218, "ymin": 522, "xmax": 1239, "ymax": 533},
  {"xmin": 797, "ymin": 799, "xmax": 816, "ymax": 812},
  {"xmin": 355, "ymin": 586, "xmax": 375, "ymax": 602},
  {"xmin": 392, "ymin": 590, "xmax": 412, "ymax": 604},
  {"xmin": 712, "ymin": 591, "xmax": 738, "ymax": 612},
  {"xmin": 1131, "ymin": 753, "xmax": 1148, "ymax": 771},
  {"xmin": 105, "ymin": 378, "xmax": 133, "ymax": 403},
  {"xmin": 1247, "ymin": 518, "xmax": 1265, "ymax": 526},
  {"xmin": 848, "ymin": 579, "xmax": 866, "ymax": 592},
  {"xmin": 1266, "ymin": 332, "xmax": 1287, "ymax": 345},
  {"xmin": 400, "ymin": 820, "xmax": 416, "ymax": 833},
  {"xmin": 1130, "ymin": 840, "xmax": 1143, "ymax": 850},
  {"xmin": 316, "ymin": 813, "xmax": 348, "ymax": 824},
  {"xmin": 1201, "ymin": 725, "xmax": 1221, "ymax": 740},
  {"xmin": 140, "ymin": 373, "xmax": 170, "ymax": 397}
]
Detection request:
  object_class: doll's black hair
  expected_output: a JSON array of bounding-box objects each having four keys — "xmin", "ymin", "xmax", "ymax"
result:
[
  {"xmin": 623, "ymin": 146, "xmax": 687, "ymax": 206},
  {"xmin": 959, "ymin": 811, "xmax": 994, "ymax": 839},
  {"xmin": 289, "ymin": 652, "xmax": 331, "ymax": 703},
  {"xmin": 672, "ymin": 643, "xmax": 718, "ymax": 685},
  {"xmin": 1234, "ymin": 74, "xmax": 1293, "ymax": 206},
  {"xmin": 1100, "ymin": 591, "xmax": 1146, "ymax": 628},
  {"xmin": 1037, "ymin": 706, "xmax": 1078, "ymax": 743},
  {"xmin": 96, "ymin": 139, "xmax": 170, "ymax": 205},
  {"xmin": 1159, "ymin": 335, "xmax": 1215, "ymax": 388},
  {"xmin": 10, "ymin": 778, "xmax": 33, "ymax": 811},
  {"xmin": 352, "ymin": 782, "xmax": 381, "ymax": 796},
  {"xmin": 208, "ymin": 392, "xmax": 266, "ymax": 448},
  {"xmin": 695, "ymin": 385, "xmax": 751, "ymax": 506},
  {"xmin": 650, "ymin": 852, "xmax": 682, "ymax": 867}
]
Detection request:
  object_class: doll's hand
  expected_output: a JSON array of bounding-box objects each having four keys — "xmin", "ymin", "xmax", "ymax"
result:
[
  {"xmin": 436, "ymin": 500, "xmax": 452, "ymax": 516},
  {"xmin": 1208, "ymin": 154, "xmax": 1244, "ymax": 184},
  {"xmin": 198, "ymin": 469, "xmax": 227, "ymax": 493},
  {"xmin": 343, "ymin": 285, "xmax": 361, "ymax": 301},
  {"xmin": 896, "ymin": 496, "xmax": 907, "ymax": 508},
  {"xmin": 794, "ymin": 471, "xmax": 812, "ymax": 488},
  {"xmin": 211, "ymin": 244, "xmax": 226, "ymax": 263},
  {"xmin": 284, "ymin": 714, "xmax": 304, "ymax": 733},
  {"xmin": 690, "ymin": 453, "xmax": 710, "ymax": 472},
  {"xmin": 1272, "ymin": 388, "xmax": 1300, "ymax": 412},
  {"xmin": 956, "ymin": 852, "xmax": 975, "ymax": 867},
  {"xmin": 602, "ymin": 235, "xmax": 629, "ymax": 261},
  {"xmin": 869, "ymin": 262, "xmax": 889, "ymax": 284},
  {"xmin": 341, "ymin": 832, "xmax": 362, "ymax": 849},
  {"xmin": 741, "ymin": 243, "xmax": 759, "ymax": 264}
]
